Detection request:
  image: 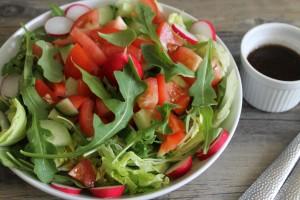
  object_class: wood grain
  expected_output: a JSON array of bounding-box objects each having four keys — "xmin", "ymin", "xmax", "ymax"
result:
[{"xmin": 0, "ymin": 0, "xmax": 299, "ymax": 199}]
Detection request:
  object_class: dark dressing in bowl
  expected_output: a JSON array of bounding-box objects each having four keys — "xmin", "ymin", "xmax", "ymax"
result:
[{"xmin": 247, "ymin": 44, "xmax": 300, "ymax": 81}]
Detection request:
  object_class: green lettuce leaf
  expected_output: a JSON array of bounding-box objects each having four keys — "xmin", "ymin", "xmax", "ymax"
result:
[
  {"xmin": 99, "ymin": 143, "xmax": 169, "ymax": 194},
  {"xmin": 189, "ymin": 40, "xmax": 217, "ymax": 107},
  {"xmin": 98, "ymin": 29, "xmax": 137, "ymax": 47},
  {"xmin": 36, "ymin": 40, "xmax": 63, "ymax": 83},
  {"xmin": 142, "ymin": 44, "xmax": 194, "ymax": 80}
]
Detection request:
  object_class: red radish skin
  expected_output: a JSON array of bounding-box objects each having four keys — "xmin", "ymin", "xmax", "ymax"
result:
[
  {"xmin": 90, "ymin": 185, "xmax": 125, "ymax": 198},
  {"xmin": 190, "ymin": 20, "xmax": 217, "ymax": 41},
  {"xmin": 197, "ymin": 129, "xmax": 229, "ymax": 161},
  {"xmin": 51, "ymin": 183, "xmax": 82, "ymax": 195},
  {"xmin": 65, "ymin": 4, "xmax": 91, "ymax": 21},
  {"xmin": 166, "ymin": 156, "xmax": 193, "ymax": 179},
  {"xmin": 171, "ymin": 24, "xmax": 198, "ymax": 45},
  {"xmin": 45, "ymin": 17, "xmax": 74, "ymax": 36}
]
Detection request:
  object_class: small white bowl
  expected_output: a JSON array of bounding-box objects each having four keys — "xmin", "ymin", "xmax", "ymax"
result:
[
  {"xmin": 241, "ymin": 23, "xmax": 300, "ymax": 112},
  {"xmin": 0, "ymin": 0, "xmax": 243, "ymax": 199}
]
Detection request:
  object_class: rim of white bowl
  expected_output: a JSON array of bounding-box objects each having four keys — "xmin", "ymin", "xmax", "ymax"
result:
[
  {"xmin": 241, "ymin": 22, "xmax": 300, "ymax": 86},
  {"xmin": 2, "ymin": 1, "xmax": 243, "ymax": 199}
]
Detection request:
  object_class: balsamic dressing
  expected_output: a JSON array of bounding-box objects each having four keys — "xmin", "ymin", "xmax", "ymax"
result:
[{"xmin": 247, "ymin": 45, "xmax": 300, "ymax": 81}]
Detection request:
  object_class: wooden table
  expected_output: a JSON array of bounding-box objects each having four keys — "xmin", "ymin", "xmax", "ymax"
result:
[{"xmin": 0, "ymin": 0, "xmax": 299, "ymax": 199}]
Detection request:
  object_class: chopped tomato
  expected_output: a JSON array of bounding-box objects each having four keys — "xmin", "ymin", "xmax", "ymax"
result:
[
  {"xmin": 95, "ymin": 98, "xmax": 114, "ymax": 123},
  {"xmin": 131, "ymin": 54, "xmax": 143, "ymax": 78},
  {"xmin": 69, "ymin": 95, "xmax": 87, "ymax": 109},
  {"xmin": 68, "ymin": 159, "xmax": 96, "ymax": 188},
  {"xmin": 32, "ymin": 44, "xmax": 42, "ymax": 58},
  {"xmin": 65, "ymin": 44, "xmax": 98, "ymax": 79},
  {"xmin": 182, "ymin": 77, "xmax": 196, "ymax": 87},
  {"xmin": 140, "ymin": 0, "xmax": 164, "ymax": 24},
  {"xmin": 78, "ymin": 79, "xmax": 93, "ymax": 97},
  {"xmin": 132, "ymin": 37, "xmax": 153, "ymax": 48},
  {"xmin": 137, "ymin": 78, "xmax": 159, "ymax": 109},
  {"xmin": 50, "ymin": 82, "xmax": 66, "ymax": 97},
  {"xmin": 169, "ymin": 47, "xmax": 203, "ymax": 71},
  {"xmin": 158, "ymin": 114, "xmax": 185, "ymax": 156},
  {"xmin": 52, "ymin": 36, "xmax": 74, "ymax": 47},
  {"xmin": 35, "ymin": 79, "xmax": 58, "ymax": 104},
  {"xmin": 100, "ymin": 16, "xmax": 127, "ymax": 33},
  {"xmin": 79, "ymin": 99, "xmax": 94, "ymax": 137},
  {"xmin": 157, "ymin": 22, "xmax": 183, "ymax": 50},
  {"xmin": 70, "ymin": 28, "xmax": 106, "ymax": 66},
  {"xmin": 167, "ymin": 81, "xmax": 190, "ymax": 115},
  {"xmin": 156, "ymin": 74, "xmax": 168, "ymax": 105},
  {"xmin": 72, "ymin": 9, "xmax": 99, "ymax": 30}
]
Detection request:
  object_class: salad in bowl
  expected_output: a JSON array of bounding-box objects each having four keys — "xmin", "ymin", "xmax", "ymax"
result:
[{"xmin": 0, "ymin": 0, "xmax": 242, "ymax": 199}]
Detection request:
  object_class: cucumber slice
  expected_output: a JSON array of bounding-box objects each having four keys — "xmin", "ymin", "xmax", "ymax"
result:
[
  {"xmin": 56, "ymin": 98, "xmax": 78, "ymax": 116},
  {"xmin": 98, "ymin": 6, "xmax": 115, "ymax": 26},
  {"xmin": 59, "ymin": 45, "xmax": 73, "ymax": 64},
  {"xmin": 40, "ymin": 120, "xmax": 72, "ymax": 147},
  {"xmin": 65, "ymin": 77, "xmax": 78, "ymax": 96},
  {"xmin": 133, "ymin": 109, "xmax": 154, "ymax": 130},
  {"xmin": 48, "ymin": 109, "xmax": 73, "ymax": 130}
]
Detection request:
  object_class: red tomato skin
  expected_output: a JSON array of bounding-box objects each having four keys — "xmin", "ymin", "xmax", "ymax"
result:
[
  {"xmin": 156, "ymin": 74, "xmax": 168, "ymax": 105},
  {"xmin": 158, "ymin": 114, "xmax": 186, "ymax": 155},
  {"xmin": 102, "ymin": 52, "xmax": 129, "ymax": 85},
  {"xmin": 137, "ymin": 78, "xmax": 159, "ymax": 110},
  {"xmin": 32, "ymin": 44, "xmax": 42, "ymax": 58},
  {"xmin": 95, "ymin": 98, "xmax": 114, "ymax": 123},
  {"xmin": 68, "ymin": 95, "xmax": 88, "ymax": 109},
  {"xmin": 72, "ymin": 9, "xmax": 99, "ymax": 30},
  {"xmin": 52, "ymin": 36, "xmax": 74, "ymax": 47},
  {"xmin": 71, "ymin": 28, "xmax": 106, "ymax": 66},
  {"xmin": 50, "ymin": 82, "xmax": 66, "ymax": 98},
  {"xmin": 130, "ymin": 54, "xmax": 143, "ymax": 79},
  {"xmin": 79, "ymin": 99, "xmax": 95, "ymax": 137},
  {"xmin": 65, "ymin": 44, "xmax": 98, "ymax": 79},
  {"xmin": 173, "ymin": 94, "xmax": 191, "ymax": 115},
  {"xmin": 68, "ymin": 159, "xmax": 96, "ymax": 188},
  {"xmin": 35, "ymin": 79, "xmax": 58, "ymax": 104},
  {"xmin": 169, "ymin": 47, "xmax": 203, "ymax": 72},
  {"xmin": 78, "ymin": 79, "xmax": 93, "ymax": 97}
]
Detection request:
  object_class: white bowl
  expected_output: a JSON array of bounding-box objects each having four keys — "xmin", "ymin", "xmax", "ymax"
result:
[
  {"xmin": 241, "ymin": 23, "xmax": 300, "ymax": 112},
  {"xmin": 0, "ymin": 0, "xmax": 243, "ymax": 199}
]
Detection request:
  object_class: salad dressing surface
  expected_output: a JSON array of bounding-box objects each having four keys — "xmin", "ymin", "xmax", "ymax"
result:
[{"xmin": 247, "ymin": 45, "xmax": 300, "ymax": 81}]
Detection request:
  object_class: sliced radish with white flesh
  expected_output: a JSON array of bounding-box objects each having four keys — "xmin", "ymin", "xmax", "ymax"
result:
[
  {"xmin": 166, "ymin": 156, "xmax": 193, "ymax": 180},
  {"xmin": 197, "ymin": 129, "xmax": 229, "ymax": 161},
  {"xmin": 65, "ymin": 4, "xmax": 91, "ymax": 21},
  {"xmin": 45, "ymin": 17, "xmax": 74, "ymax": 36},
  {"xmin": 51, "ymin": 183, "xmax": 82, "ymax": 195},
  {"xmin": 90, "ymin": 185, "xmax": 125, "ymax": 198},
  {"xmin": 171, "ymin": 24, "xmax": 198, "ymax": 45},
  {"xmin": 190, "ymin": 20, "xmax": 217, "ymax": 41},
  {"xmin": 1, "ymin": 74, "xmax": 21, "ymax": 98}
]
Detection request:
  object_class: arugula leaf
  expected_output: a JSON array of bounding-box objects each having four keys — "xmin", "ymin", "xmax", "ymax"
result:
[
  {"xmin": 98, "ymin": 29, "xmax": 137, "ymax": 47},
  {"xmin": 21, "ymin": 62, "xmax": 145, "ymax": 159},
  {"xmin": 78, "ymin": 68, "xmax": 111, "ymax": 100},
  {"xmin": 36, "ymin": 40, "xmax": 63, "ymax": 83},
  {"xmin": 189, "ymin": 40, "xmax": 217, "ymax": 107},
  {"xmin": 142, "ymin": 44, "xmax": 194, "ymax": 80},
  {"xmin": 134, "ymin": 3, "xmax": 159, "ymax": 44},
  {"xmin": 21, "ymin": 86, "xmax": 49, "ymax": 119},
  {"xmin": 53, "ymin": 174, "xmax": 86, "ymax": 188},
  {"xmin": 27, "ymin": 115, "xmax": 57, "ymax": 183},
  {"xmin": 0, "ymin": 147, "xmax": 16, "ymax": 168},
  {"xmin": 50, "ymin": 4, "xmax": 64, "ymax": 16},
  {"xmin": 23, "ymin": 28, "xmax": 35, "ymax": 85}
]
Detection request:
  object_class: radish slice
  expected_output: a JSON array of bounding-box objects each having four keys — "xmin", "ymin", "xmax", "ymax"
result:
[
  {"xmin": 166, "ymin": 156, "xmax": 193, "ymax": 180},
  {"xmin": 51, "ymin": 183, "xmax": 82, "ymax": 195},
  {"xmin": 197, "ymin": 129, "xmax": 229, "ymax": 161},
  {"xmin": 190, "ymin": 20, "xmax": 217, "ymax": 41},
  {"xmin": 90, "ymin": 185, "xmax": 125, "ymax": 198},
  {"xmin": 1, "ymin": 74, "xmax": 21, "ymax": 98},
  {"xmin": 171, "ymin": 24, "xmax": 198, "ymax": 45},
  {"xmin": 65, "ymin": 4, "xmax": 91, "ymax": 21},
  {"xmin": 45, "ymin": 17, "xmax": 74, "ymax": 36}
]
